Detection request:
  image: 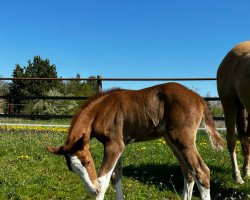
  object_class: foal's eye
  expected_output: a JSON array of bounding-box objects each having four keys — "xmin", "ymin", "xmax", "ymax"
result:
[
  {"xmin": 82, "ymin": 157, "xmax": 90, "ymax": 166},
  {"xmin": 84, "ymin": 160, "xmax": 90, "ymax": 166}
]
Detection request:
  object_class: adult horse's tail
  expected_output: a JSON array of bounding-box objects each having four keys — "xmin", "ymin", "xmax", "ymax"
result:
[{"xmin": 203, "ymin": 101, "xmax": 224, "ymax": 150}]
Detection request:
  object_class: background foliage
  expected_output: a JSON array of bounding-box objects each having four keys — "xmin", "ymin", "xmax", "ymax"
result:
[
  {"xmin": 5, "ymin": 56, "xmax": 97, "ymax": 115},
  {"xmin": 0, "ymin": 80, "xmax": 8, "ymax": 113},
  {"xmin": 1, "ymin": 55, "xmax": 224, "ymax": 117}
]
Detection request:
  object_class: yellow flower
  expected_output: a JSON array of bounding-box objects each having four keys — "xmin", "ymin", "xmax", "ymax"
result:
[
  {"xmin": 158, "ymin": 139, "xmax": 166, "ymax": 145},
  {"xmin": 200, "ymin": 140, "xmax": 207, "ymax": 146},
  {"xmin": 0, "ymin": 125, "xmax": 68, "ymax": 133},
  {"xmin": 18, "ymin": 155, "xmax": 31, "ymax": 160},
  {"xmin": 137, "ymin": 147, "xmax": 147, "ymax": 151}
]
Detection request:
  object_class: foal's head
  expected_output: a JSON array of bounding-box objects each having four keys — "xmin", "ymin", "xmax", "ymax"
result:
[
  {"xmin": 47, "ymin": 137, "xmax": 99, "ymax": 195},
  {"xmin": 47, "ymin": 91, "xmax": 118, "ymax": 195}
]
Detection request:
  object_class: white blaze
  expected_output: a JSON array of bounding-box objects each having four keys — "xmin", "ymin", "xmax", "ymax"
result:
[{"xmin": 70, "ymin": 155, "xmax": 98, "ymax": 195}]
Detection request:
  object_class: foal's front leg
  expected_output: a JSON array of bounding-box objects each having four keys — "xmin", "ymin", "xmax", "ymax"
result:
[
  {"xmin": 111, "ymin": 157, "xmax": 124, "ymax": 200},
  {"xmin": 96, "ymin": 141, "xmax": 124, "ymax": 200}
]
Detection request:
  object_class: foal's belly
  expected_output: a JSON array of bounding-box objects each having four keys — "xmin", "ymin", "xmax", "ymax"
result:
[{"xmin": 125, "ymin": 121, "xmax": 166, "ymax": 143}]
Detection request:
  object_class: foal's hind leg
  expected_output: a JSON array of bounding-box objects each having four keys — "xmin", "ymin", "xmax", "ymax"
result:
[
  {"xmin": 223, "ymin": 100, "xmax": 244, "ymax": 183},
  {"xmin": 164, "ymin": 137, "xmax": 194, "ymax": 200},
  {"xmin": 165, "ymin": 130, "xmax": 211, "ymax": 200},
  {"xmin": 183, "ymin": 149, "xmax": 210, "ymax": 200}
]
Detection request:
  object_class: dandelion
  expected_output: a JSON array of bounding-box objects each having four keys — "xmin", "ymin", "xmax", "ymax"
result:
[
  {"xmin": 0, "ymin": 125, "xmax": 68, "ymax": 133},
  {"xmin": 158, "ymin": 139, "xmax": 166, "ymax": 145},
  {"xmin": 18, "ymin": 155, "xmax": 31, "ymax": 160},
  {"xmin": 137, "ymin": 147, "xmax": 147, "ymax": 150},
  {"xmin": 200, "ymin": 141, "xmax": 207, "ymax": 146}
]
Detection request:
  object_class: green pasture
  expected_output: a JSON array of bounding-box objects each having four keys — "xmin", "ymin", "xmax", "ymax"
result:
[{"xmin": 0, "ymin": 127, "xmax": 250, "ymax": 200}]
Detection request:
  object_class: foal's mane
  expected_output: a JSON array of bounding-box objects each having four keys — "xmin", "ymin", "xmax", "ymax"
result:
[{"xmin": 68, "ymin": 88, "xmax": 123, "ymax": 133}]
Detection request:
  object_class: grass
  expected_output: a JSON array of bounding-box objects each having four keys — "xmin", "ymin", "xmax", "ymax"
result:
[{"xmin": 0, "ymin": 127, "xmax": 250, "ymax": 200}]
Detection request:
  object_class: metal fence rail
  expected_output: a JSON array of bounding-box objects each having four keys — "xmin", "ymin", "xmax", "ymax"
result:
[
  {"xmin": 0, "ymin": 77, "xmax": 217, "ymax": 81},
  {"xmin": 0, "ymin": 77, "xmax": 223, "ymax": 120}
]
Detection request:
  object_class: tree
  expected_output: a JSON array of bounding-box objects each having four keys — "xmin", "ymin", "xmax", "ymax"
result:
[
  {"xmin": 61, "ymin": 74, "xmax": 97, "ymax": 97},
  {"xmin": 0, "ymin": 78, "xmax": 9, "ymax": 113},
  {"xmin": 8, "ymin": 56, "xmax": 99, "ymax": 115},
  {"xmin": 24, "ymin": 56, "xmax": 59, "ymax": 96},
  {"xmin": 8, "ymin": 56, "xmax": 59, "ymax": 113},
  {"xmin": 8, "ymin": 65, "xmax": 25, "ymax": 113}
]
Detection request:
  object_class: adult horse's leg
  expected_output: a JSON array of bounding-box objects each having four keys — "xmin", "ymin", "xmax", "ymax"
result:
[
  {"xmin": 245, "ymin": 113, "xmax": 250, "ymax": 177},
  {"xmin": 237, "ymin": 108, "xmax": 250, "ymax": 178},
  {"xmin": 246, "ymin": 113, "xmax": 250, "ymax": 137},
  {"xmin": 222, "ymin": 99, "xmax": 244, "ymax": 184},
  {"xmin": 96, "ymin": 141, "xmax": 124, "ymax": 200},
  {"xmin": 111, "ymin": 157, "xmax": 124, "ymax": 200},
  {"xmin": 165, "ymin": 129, "xmax": 211, "ymax": 200}
]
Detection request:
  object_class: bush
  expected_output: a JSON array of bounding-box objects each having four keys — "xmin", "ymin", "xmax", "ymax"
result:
[{"xmin": 25, "ymin": 89, "xmax": 78, "ymax": 115}]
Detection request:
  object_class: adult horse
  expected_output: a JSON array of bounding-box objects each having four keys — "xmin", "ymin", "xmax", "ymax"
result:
[
  {"xmin": 217, "ymin": 41, "xmax": 250, "ymax": 184},
  {"xmin": 47, "ymin": 82, "xmax": 223, "ymax": 200}
]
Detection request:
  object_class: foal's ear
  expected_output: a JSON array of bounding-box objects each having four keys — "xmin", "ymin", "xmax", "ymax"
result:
[{"xmin": 47, "ymin": 146, "xmax": 65, "ymax": 155}]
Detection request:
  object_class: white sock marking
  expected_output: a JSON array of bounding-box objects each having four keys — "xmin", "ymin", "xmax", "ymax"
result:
[
  {"xmin": 96, "ymin": 153, "xmax": 122, "ymax": 200},
  {"xmin": 96, "ymin": 166, "xmax": 117, "ymax": 200},
  {"xmin": 194, "ymin": 177, "xmax": 211, "ymax": 200},
  {"xmin": 182, "ymin": 179, "xmax": 195, "ymax": 200},
  {"xmin": 231, "ymin": 151, "xmax": 244, "ymax": 183}
]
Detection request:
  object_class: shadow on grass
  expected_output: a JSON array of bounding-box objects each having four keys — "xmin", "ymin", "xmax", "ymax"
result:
[{"xmin": 123, "ymin": 163, "xmax": 247, "ymax": 199}]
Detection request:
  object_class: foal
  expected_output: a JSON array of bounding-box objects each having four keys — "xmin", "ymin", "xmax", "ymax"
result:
[
  {"xmin": 217, "ymin": 41, "xmax": 250, "ymax": 184},
  {"xmin": 47, "ymin": 82, "xmax": 223, "ymax": 200}
]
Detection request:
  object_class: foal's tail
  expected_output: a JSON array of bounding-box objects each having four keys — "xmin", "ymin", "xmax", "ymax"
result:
[{"xmin": 202, "ymin": 101, "xmax": 224, "ymax": 150}]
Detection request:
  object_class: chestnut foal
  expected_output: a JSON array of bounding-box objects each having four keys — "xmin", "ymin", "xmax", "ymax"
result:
[
  {"xmin": 47, "ymin": 82, "xmax": 223, "ymax": 200},
  {"xmin": 217, "ymin": 41, "xmax": 250, "ymax": 184}
]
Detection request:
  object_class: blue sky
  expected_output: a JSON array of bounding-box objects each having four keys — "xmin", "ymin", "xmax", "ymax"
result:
[{"xmin": 0, "ymin": 0, "xmax": 250, "ymax": 96}]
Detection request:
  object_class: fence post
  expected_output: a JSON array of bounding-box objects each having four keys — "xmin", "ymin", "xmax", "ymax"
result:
[
  {"xmin": 97, "ymin": 75, "xmax": 102, "ymax": 93},
  {"xmin": 8, "ymin": 99, "xmax": 14, "ymax": 114}
]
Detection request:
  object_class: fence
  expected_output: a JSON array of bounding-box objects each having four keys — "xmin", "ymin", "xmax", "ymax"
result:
[{"xmin": 0, "ymin": 77, "xmax": 223, "ymax": 121}]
